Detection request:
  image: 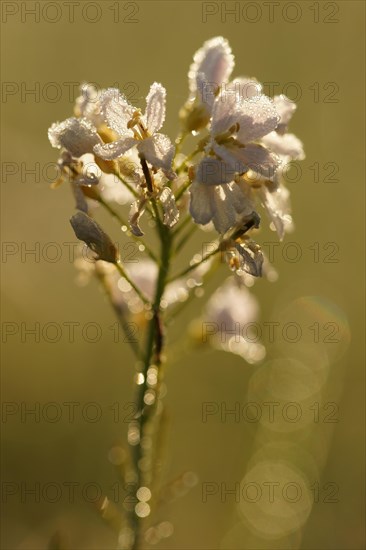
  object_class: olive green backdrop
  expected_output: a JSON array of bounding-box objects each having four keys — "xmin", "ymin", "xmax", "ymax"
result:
[{"xmin": 1, "ymin": 1, "xmax": 365, "ymax": 549}]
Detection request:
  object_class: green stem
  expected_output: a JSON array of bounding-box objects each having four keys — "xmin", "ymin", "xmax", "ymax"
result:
[
  {"xmin": 95, "ymin": 269, "xmax": 142, "ymax": 359},
  {"xmin": 130, "ymin": 225, "xmax": 173, "ymax": 549},
  {"xmin": 115, "ymin": 263, "xmax": 150, "ymax": 305},
  {"xmin": 167, "ymin": 244, "xmax": 221, "ymax": 283}
]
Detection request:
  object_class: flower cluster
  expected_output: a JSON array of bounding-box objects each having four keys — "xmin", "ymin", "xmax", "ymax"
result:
[
  {"xmin": 48, "ymin": 35, "xmax": 306, "ymax": 372},
  {"xmin": 47, "ymin": 36, "xmax": 304, "ymax": 549},
  {"xmin": 49, "ymin": 36, "xmax": 303, "ymax": 258}
]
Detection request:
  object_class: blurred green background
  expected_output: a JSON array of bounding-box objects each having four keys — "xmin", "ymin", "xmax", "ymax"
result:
[{"xmin": 1, "ymin": 1, "xmax": 365, "ymax": 548}]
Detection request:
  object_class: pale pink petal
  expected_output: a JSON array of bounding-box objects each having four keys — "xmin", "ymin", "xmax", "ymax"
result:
[
  {"xmin": 195, "ymin": 71, "xmax": 218, "ymax": 112},
  {"xmin": 144, "ymin": 82, "xmax": 166, "ymax": 134},
  {"xmin": 195, "ymin": 156, "xmax": 236, "ymax": 186},
  {"xmin": 159, "ymin": 187, "xmax": 179, "ymax": 228},
  {"xmin": 211, "ymin": 92, "xmax": 241, "ymax": 136},
  {"xmin": 75, "ymin": 83, "xmax": 105, "ymax": 127},
  {"xmin": 190, "ymin": 180, "xmax": 253, "ymax": 234},
  {"xmin": 261, "ymin": 131, "xmax": 305, "ymax": 161},
  {"xmin": 99, "ymin": 88, "xmax": 135, "ymax": 135},
  {"xmin": 211, "ymin": 183, "xmax": 253, "ymax": 233},
  {"xmin": 213, "ymin": 143, "xmax": 280, "ymax": 180},
  {"xmin": 273, "ymin": 94, "xmax": 297, "ymax": 133},
  {"xmin": 189, "ymin": 37, "xmax": 234, "ymax": 94},
  {"xmin": 211, "ymin": 78, "xmax": 262, "ymax": 136},
  {"xmin": 189, "ymin": 181, "xmax": 216, "ymax": 226},
  {"xmin": 48, "ymin": 118, "xmax": 102, "ymax": 158},
  {"xmin": 137, "ymin": 134, "xmax": 176, "ymax": 179},
  {"xmin": 93, "ymin": 137, "xmax": 137, "ymax": 160},
  {"xmin": 235, "ymin": 95, "xmax": 280, "ymax": 143},
  {"xmin": 259, "ymin": 185, "xmax": 293, "ymax": 240},
  {"xmin": 225, "ymin": 77, "xmax": 262, "ymax": 100}
]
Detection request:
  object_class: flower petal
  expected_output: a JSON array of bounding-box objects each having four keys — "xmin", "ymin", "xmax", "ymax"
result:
[
  {"xmin": 211, "ymin": 92, "xmax": 241, "ymax": 136},
  {"xmin": 226, "ymin": 77, "xmax": 262, "ymax": 100},
  {"xmin": 137, "ymin": 134, "xmax": 176, "ymax": 180},
  {"xmin": 211, "ymin": 77, "xmax": 262, "ymax": 136},
  {"xmin": 99, "ymin": 88, "xmax": 135, "ymax": 135},
  {"xmin": 195, "ymin": 71, "xmax": 217, "ymax": 113},
  {"xmin": 144, "ymin": 82, "xmax": 166, "ymax": 134},
  {"xmin": 213, "ymin": 142, "xmax": 280, "ymax": 180},
  {"xmin": 211, "ymin": 183, "xmax": 253, "ymax": 233},
  {"xmin": 259, "ymin": 185, "xmax": 293, "ymax": 240},
  {"xmin": 189, "ymin": 181, "xmax": 216, "ymax": 226},
  {"xmin": 189, "ymin": 36, "xmax": 234, "ymax": 95},
  {"xmin": 75, "ymin": 83, "xmax": 105, "ymax": 127},
  {"xmin": 94, "ymin": 137, "xmax": 137, "ymax": 160},
  {"xmin": 190, "ymin": 181, "xmax": 253, "ymax": 234},
  {"xmin": 261, "ymin": 131, "xmax": 305, "ymax": 162},
  {"xmin": 235, "ymin": 95, "xmax": 280, "ymax": 143},
  {"xmin": 48, "ymin": 117, "xmax": 103, "ymax": 158},
  {"xmin": 273, "ymin": 95, "xmax": 297, "ymax": 133},
  {"xmin": 195, "ymin": 156, "xmax": 236, "ymax": 186},
  {"xmin": 159, "ymin": 187, "xmax": 179, "ymax": 228}
]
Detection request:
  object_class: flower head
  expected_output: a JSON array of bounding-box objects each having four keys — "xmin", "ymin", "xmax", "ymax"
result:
[
  {"xmin": 184, "ymin": 39, "xmax": 305, "ymax": 242},
  {"xmin": 189, "ymin": 91, "xmax": 280, "ymax": 233},
  {"xmin": 94, "ymin": 83, "xmax": 176, "ymax": 180}
]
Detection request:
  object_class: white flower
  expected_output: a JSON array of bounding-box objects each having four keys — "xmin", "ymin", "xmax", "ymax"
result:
[
  {"xmin": 189, "ymin": 92, "xmax": 280, "ymax": 233},
  {"xmin": 185, "ymin": 40, "xmax": 305, "ymax": 239},
  {"xmin": 94, "ymin": 83, "xmax": 176, "ymax": 180},
  {"xmin": 202, "ymin": 276, "xmax": 265, "ymax": 364},
  {"xmin": 204, "ymin": 93, "xmax": 280, "ymax": 182},
  {"xmin": 48, "ymin": 117, "xmax": 103, "ymax": 158},
  {"xmin": 189, "ymin": 37, "xmax": 264, "ymax": 115},
  {"xmin": 189, "ymin": 36, "xmax": 234, "ymax": 114},
  {"xmin": 182, "ymin": 36, "xmax": 262, "ymax": 131}
]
